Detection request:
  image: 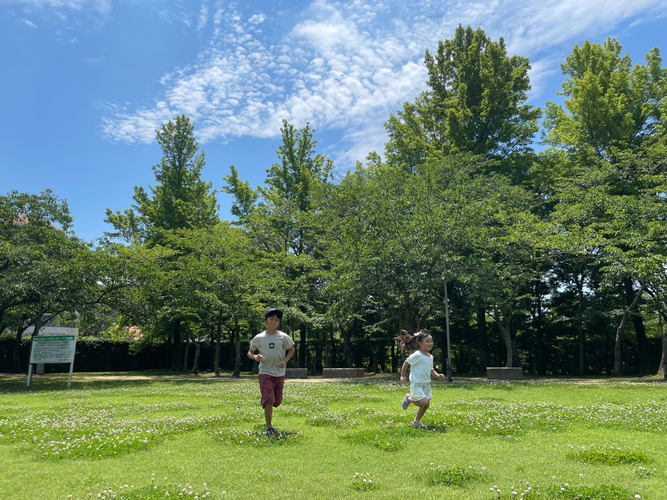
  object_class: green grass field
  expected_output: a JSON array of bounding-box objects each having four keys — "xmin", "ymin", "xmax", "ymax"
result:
[{"xmin": 0, "ymin": 374, "xmax": 665, "ymax": 499}]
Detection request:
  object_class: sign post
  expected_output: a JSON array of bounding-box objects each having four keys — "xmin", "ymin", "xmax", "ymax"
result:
[{"xmin": 27, "ymin": 331, "xmax": 78, "ymax": 389}]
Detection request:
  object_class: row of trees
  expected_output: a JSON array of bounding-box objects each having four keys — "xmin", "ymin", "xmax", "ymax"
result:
[{"xmin": 2, "ymin": 26, "xmax": 666, "ymax": 377}]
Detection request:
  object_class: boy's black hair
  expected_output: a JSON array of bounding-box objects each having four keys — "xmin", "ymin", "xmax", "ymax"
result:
[{"xmin": 264, "ymin": 308, "xmax": 283, "ymax": 320}]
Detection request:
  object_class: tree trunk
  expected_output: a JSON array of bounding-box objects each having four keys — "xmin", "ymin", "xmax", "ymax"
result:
[
  {"xmin": 192, "ymin": 342, "xmax": 201, "ymax": 375},
  {"xmin": 30, "ymin": 295, "xmax": 45, "ymax": 340},
  {"xmin": 214, "ymin": 312, "xmax": 222, "ymax": 376},
  {"xmin": 576, "ymin": 275, "xmax": 585, "ymax": 375},
  {"xmin": 29, "ymin": 296, "xmax": 45, "ymax": 374},
  {"xmin": 624, "ymin": 278, "xmax": 650, "ymax": 373},
  {"xmin": 171, "ymin": 320, "xmax": 182, "ymax": 371},
  {"xmin": 493, "ymin": 306, "xmax": 514, "ymax": 367},
  {"xmin": 378, "ymin": 340, "xmax": 385, "ymax": 373},
  {"xmin": 315, "ymin": 329, "xmax": 322, "ymax": 374},
  {"xmin": 510, "ymin": 315, "xmax": 521, "ymax": 368},
  {"xmin": 662, "ymin": 330, "xmax": 667, "ymax": 381},
  {"xmin": 340, "ymin": 324, "xmax": 352, "ymax": 367},
  {"xmin": 299, "ymin": 322, "xmax": 307, "ymax": 368},
  {"xmin": 324, "ymin": 324, "xmax": 332, "ymax": 368},
  {"xmin": 12, "ymin": 325, "xmax": 29, "ymax": 373},
  {"xmin": 182, "ymin": 329, "xmax": 190, "ymax": 373},
  {"xmin": 372, "ymin": 344, "xmax": 378, "ymax": 374},
  {"xmin": 656, "ymin": 312, "xmax": 666, "ymax": 380},
  {"xmin": 165, "ymin": 334, "xmax": 171, "ymax": 369},
  {"xmin": 477, "ymin": 307, "xmax": 488, "ymax": 374},
  {"xmin": 233, "ymin": 316, "xmax": 241, "ymax": 378},
  {"xmin": 614, "ymin": 284, "xmax": 645, "ymax": 376},
  {"xmin": 391, "ymin": 337, "xmax": 397, "ymax": 373},
  {"xmin": 440, "ymin": 314, "xmax": 449, "ymax": 373}
]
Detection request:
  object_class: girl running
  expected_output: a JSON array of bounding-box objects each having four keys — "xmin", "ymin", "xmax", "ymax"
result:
[{"xmin": 397, "ymin": 329, "xmax": 444, "ymax": 428}]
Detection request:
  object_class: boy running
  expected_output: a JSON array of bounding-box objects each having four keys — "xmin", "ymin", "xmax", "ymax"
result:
[{"xmin": 247, "ymin": 308, "xmax": 295, "ymax": 435}]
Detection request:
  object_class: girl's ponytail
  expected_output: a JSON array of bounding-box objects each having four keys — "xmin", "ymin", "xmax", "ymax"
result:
[{"xmin": 395, "ymin": 329, "xmax": 431, "ymax": 353}]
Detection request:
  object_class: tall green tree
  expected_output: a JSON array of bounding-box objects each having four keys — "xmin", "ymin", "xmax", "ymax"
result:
[
  {"xmin": 224, "ymin": 120, "xmax": 333, "ymax": 369},
  {"xmin": 543, "ymin": 39, "xmax": 667, "ymax": 374},
  {"xmin": 543, "ymin": 38, "xmax": 666, "ymax": 160},
  {"xmin": 105, "ymin": 115, "xmax": 219, "ymax": 371},
  {"xmin": 385, "ymin": 24, "xmax": 541, "ymax": 178},
  {"xmin": 163, "ymin": 224, "xmax": 268, "ymax": 377},
  {"xmin": 105, "ymin": 115, "xmax": 219, "ymax": 244}
]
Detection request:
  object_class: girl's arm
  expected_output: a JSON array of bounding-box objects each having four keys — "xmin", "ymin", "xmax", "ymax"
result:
[
  {"xmin": 431, "ymin": 368, "xmax": 445, "ymax": 380},
  {"xmin": 400, "ymin": 361, "xmax": 410, "ymax": 384}
]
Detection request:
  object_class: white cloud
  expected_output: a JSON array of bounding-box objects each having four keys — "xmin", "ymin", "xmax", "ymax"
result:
[
  {"xmin": 3, "ymin": 0, "xmax": 112, "ymax": 34},
  {"xmin": 101, "ymin": 0, "xmax": 667, "ymax": 167},
  {"xmin": 20, "ymin": 18, "xmax": 37, "ymax": 27},
  {"xmin": 197, "ymin": 3, "xmax": 208, "ymax": 32},
  {"xmin": 3, "ymin": 0, "xmax": 87, "ymax": 7},
  {"xmin": 1, "ymin": 0, "xmax": 110, "ymax": 11},
  {"xmin": 526, "ymin": 55, "xmax": 562, "ymax": 101},
  {"xmin": 248, "ymin": 13, "xmax": 266, "ymax": 24}
]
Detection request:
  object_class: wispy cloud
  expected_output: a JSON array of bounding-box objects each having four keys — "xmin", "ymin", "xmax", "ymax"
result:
[
  {"xmin": 248, "ymin": 13, "xmax": 266, "ymax": 25},
  {"xmin": 2, "ymin": 0, "xmax": 110, "ymax": 12},
  {"xmin": 101, "ymin": 0, "xmax": 667, "ymax": 165},
  {"xmin": 3, "ymin": 0, "xmax": 112, "ymax": 33},
  {"xmin": 197, "ymin": 3, "xmax": 208, "ymax": 32},
  {"xmin": 5, "ymin": 0, "xmax": 87, "ymax": 7},
  {"xmin": 20, "ymin": 18, "xmax": 37, "ymax": 27}
]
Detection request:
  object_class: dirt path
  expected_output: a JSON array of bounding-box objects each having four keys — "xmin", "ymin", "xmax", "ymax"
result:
[{"xmin": 1, "ymin": 373, "xmax": 662, "ymax": 384}]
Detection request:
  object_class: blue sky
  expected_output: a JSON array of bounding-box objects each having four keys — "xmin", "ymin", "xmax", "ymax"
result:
[{"xmin": 1, "ymin": 0, "xmax": 666, "ymax": 243}]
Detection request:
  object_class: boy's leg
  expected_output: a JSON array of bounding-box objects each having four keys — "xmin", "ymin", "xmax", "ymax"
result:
[
  {"xmin": 264, "ymin": 404, "xmax": 273, "ymax": 429},
  {"xmin": 259, "ymin": 375, "xmax": 276, "ymax": 429},
  {"xmin": 272, "ymin": 376, "xmax": 285, "ymax": 408}
]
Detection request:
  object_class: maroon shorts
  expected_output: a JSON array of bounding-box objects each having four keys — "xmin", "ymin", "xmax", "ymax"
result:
[{"xmin": 259, "ymin": 374, "xmax": 285, "ymax": 408}]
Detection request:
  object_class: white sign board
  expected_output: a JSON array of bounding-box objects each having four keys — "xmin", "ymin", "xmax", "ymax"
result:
[{"xmin": 29, "ymin": 335, "xmax": 77, "ymax": 364}]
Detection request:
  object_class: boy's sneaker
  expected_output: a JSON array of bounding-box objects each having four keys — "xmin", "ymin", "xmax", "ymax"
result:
[
  {"xmin": 412, "ymin": 421, "xmax": 424, "ymax": 429},
  {"xmin": 401, "ymin": 393, "xmax": 411, "ymax": 410},
  {"xmin": 266, "ymin": 427, "xmax": 276, "ymax": 436}
]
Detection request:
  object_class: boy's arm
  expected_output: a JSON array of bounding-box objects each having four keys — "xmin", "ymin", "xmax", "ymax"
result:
[
  {"xmin": 247, "ymin": 348, "xmax": 263, "ymax": 362},
  {"xmin": 431, "ymin": 368, "xmax": 445, "ymax": 380},
  {"xmin": 400, "ymin": 361, "xmax": 410, "ymax": 384},
  {"xmin": 278, "ymin": 346, "xmax": 295, "ymax": 368}
]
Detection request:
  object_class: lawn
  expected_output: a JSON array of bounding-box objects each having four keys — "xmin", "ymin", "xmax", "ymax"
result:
[{"xmin": 0, "ymin": 375, "xmax": 665, "ymax": 499}]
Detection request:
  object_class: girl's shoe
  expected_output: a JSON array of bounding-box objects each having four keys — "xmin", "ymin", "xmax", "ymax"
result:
[
  {"xmin": 266, "ymin": 427, "xmax": 276, "ymax": 435},
  {"xmin": 412, "ymin": 421, "xmax": 424, "ymax": 429},
  {"xmin": 401, "ymin": 393, "xmax": 411, "ymax": 410}
]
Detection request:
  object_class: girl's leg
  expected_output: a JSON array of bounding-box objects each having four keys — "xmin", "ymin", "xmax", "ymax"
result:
[{"xmin": 413, "ymin": 398, "xmax": 430, "ymax": 423}]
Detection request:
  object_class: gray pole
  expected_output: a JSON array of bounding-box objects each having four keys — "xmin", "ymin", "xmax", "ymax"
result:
[
  {"xmin": 444, "ymin": 280, "xmax": 452, "ymax": 382},
  {"xmin": 660, "ymin": 312, "xmax": 666, "ymax": 381}
]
